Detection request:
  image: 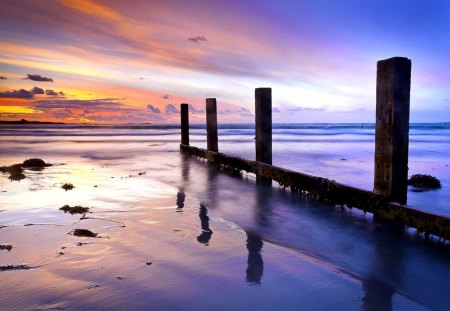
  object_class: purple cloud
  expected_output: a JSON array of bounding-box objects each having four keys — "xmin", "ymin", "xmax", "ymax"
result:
[
  {"xmin": 45, "ymin": 89, "xmax": 58, "ymax": 96},
  {"xmin": 188, "ymin": 105, "xmax": 205, "ymax": 114},
  {"xmin": 161, "ymin": 94, "xmax": 170, "ymax": 99},
  {"xmin": 0, "ymin": 89, "xmax": 34, "ymax": 99},
  {"xmin": 147, "ymin": 104, "xmax": 161, "ymax": 113},
  {"xmin": 31, "ymin": 87, "xmax": 45, "ymax": 94},
  {"xmin": 165, "ymin": 104, "xmax": 180, "ymax": 114},
  {"xmin": 218, "ymin": 107, "xmax": 253, "ymax": 117},
  {"xmin": 25, "ymin": 74, "xmax": 54, "ymax": 82},
  {"xmin": 0, "ymin": 76, "xmax": 6, "ymax": 80},
  {"xmin": 188, "ymin": 36, "xmax": 207, "ymax": 43}
]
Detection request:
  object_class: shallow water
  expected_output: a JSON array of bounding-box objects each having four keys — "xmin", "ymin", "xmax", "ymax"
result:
[{"xmin": 1, "ymin": 124, "xmax": 450, "ymax": 310}]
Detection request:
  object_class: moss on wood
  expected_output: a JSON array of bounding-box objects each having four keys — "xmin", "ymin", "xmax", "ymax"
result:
[{"xmin": 181, "ymin": 144, "xmax": 450, "ymax": 240}]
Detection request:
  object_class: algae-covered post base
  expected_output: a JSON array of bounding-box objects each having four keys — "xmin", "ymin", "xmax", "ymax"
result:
[
  {"xmin": 206, "ymin": 98, "xmax": 218, "ymax": 152},
  {"xmin": 181, "ymin": 103, "xmax": 189, "ymax": 146},
  {"xmin": 374, "ymin": 57, "xmax": 411, "ymax": 205},
  {"xmin": 181, "ymin": 144, "xmax": 450, "ymax": 241}
]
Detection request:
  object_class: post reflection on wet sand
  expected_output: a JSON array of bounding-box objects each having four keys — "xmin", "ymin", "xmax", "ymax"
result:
[
  {"xmin": 176, "ymin": 190, "xmax": 185, "ymax": 212},
  {"xmin": 361, "ymin": 226, "xmax": 404, "ymax": 311},
  {"xmin": 255, "ymin": 178, "xmax": 273, "ymax": 228},
  {"xmin": 181, "ymin": 153, "xmax": 190, "ymax": 182},
  {"xmin": 197, "ymin": 203, "xmax": 213, "ymax": 245},
  {"xmin": 245, "ymin": 231, "xmax": 264, "ymax": 284},
  {"xmin": 244, "ymin": 178, "xmax": 269, "ymax": 285}
]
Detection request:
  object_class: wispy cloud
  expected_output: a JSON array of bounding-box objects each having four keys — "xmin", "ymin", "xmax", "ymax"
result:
[
  {"xmin": 161, "ymin": 94, "xmax": 170, "ymax": 99},
  {"xmin": 286, "ymin": 106, "xmax": 326, "ymax": 112},
  {"xmin": 25, "ymin": 74, "xmax": 54, "ymax": 82},
  {"xmin": 29, "ymin": 97, "xmax": 162, "ymax": 123},
  {"xmin": 57, "ymin": 0, "xmax": 121, "ymax": 21},
  {"xmin": 219, "ymin": 107, "xmax": 253, "ymax": 117},
  {"xmin": 33, "ymin": 98, "xmax": 123, "ymax": 109}
]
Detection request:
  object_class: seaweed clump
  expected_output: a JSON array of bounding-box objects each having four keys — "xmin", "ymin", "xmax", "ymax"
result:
[
  {"xmin": 22, "ymin": 158, "xmax": 49, "ymax": 168},
  {"xmin": 0, "ymin": 244, "xmax": 13, "ymax": 251},
  {"xmin": 0, "ymin": 264, "xmax": 30, "ymax": 271},
  {"xmin": 62, "ymin": 183, "xmax": 75, "ymax": 191},
  {"xmin": 59, "ymin": 205, "xmax": 89, "ymax": 214},
  {"xmin": 71, "ymin": 228, "xmax": 97, "ymax": 237},
  {"xmin": 408, "ymin": 174, "xmax": 441, "ymax": 191},
  {"xmin": 1, "ymin": 164, "xmax": 25, "ymax": 181},
  {"xmin": 1, "ymin": 158, "xmax": 51, "ymax": 181}
]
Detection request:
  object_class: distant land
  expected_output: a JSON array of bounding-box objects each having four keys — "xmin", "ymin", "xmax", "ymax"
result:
[{"xmin": 0, "ymin": 119, "xmax": 65, "ymax": 125}]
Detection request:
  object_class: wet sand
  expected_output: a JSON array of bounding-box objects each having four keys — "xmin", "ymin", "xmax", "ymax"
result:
[
  {"xmin": 0, "ymin": 158, "xmax": 363, "ymax": 310},
  {"xmin": 1, "ymin": 126, "xmax": 450, "ymax": 310}
]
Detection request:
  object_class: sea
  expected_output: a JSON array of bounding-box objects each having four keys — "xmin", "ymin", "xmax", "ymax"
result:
[{"xmin": 0, "ymin": 123, "xmax": 450, "ymax": 310}]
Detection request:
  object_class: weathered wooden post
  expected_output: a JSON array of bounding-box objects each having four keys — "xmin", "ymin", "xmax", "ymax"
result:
[
  {"xmin": 181, "ymin": 103, "xmax": 189, "ymax": 146},
  {"xmin": 374, "ymin": 57, "xmax": 411, "ymax": 205},
  {"xmin": 255, "ymin": 88, "xmax": 272, "ymax": 165},
  {"xmin": 206, "ymin": 98, "xmax": 218, "ymax": 152}
]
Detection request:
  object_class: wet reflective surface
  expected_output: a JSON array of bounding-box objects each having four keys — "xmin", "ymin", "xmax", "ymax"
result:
[{"xmin": 1, "ymin": 124, "xmax": 450, "ymax": 310}]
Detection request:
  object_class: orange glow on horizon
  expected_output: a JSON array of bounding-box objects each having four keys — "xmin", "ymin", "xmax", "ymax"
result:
[{"xmin": 0, "ymin": 105, "xmax": 40, "ymax": 114}]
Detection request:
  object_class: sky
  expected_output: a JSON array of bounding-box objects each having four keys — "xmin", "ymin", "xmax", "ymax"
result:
[{"xmin": 0, "ymin": 0, "xmax": 450, "ymax": 124}]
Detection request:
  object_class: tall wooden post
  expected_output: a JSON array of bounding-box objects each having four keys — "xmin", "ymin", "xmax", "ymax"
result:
[
  {"xmin": 255, "ymin": 88, "xmax": 272, "ymax": 165},
  {"xmin": 374, "ymin": 57, "xmax": 411, "ymax": 205},
  {"xmin": 181, "ymin": 103, "xmax": 189, "ymax": 146},
  {"xmin": 206, "ymin": 98, "xmax": 218, "ymax": 152}
]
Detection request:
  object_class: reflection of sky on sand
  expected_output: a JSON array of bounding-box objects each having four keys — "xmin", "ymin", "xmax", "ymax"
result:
[{"xmin": 1, "ymin": 126, "xmax": 450, "ymax": 310}]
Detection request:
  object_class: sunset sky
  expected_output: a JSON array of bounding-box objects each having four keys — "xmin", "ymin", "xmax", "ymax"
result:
[{"xmin": 1, "ymin": 0, "xmax": 449, "ymax": 124}]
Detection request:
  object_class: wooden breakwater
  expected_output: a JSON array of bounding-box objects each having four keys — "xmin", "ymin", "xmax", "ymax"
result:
[{"xmin": 179, "ymin": 57, "xmax": 450, "ymax": 240}]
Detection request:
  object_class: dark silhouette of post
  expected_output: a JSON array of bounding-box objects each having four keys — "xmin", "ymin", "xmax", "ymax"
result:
[
  {"xmin": 181, "ymin": 103, "xmax": 189, "ymax": 146},
  {"xmin": 206, "ymin": 98, "xmax": 218, "ymax": 152},
  {"xmin": 374, "ymin": 57, "xmax": 411, "ymax": 205},
  {"xmin": 245, "ymin": 231, "xmax": 264, "ymax": 284},
  {"xmin": 197, "ymin": 203, "xmax": 213, "ymax": 245},
  {"xmin": 255, "ymin": 88, "xmax": 272, "ymax": 165},
  {"xmin": 176, "ymin": 189, "xmax": 185, "ymax": 212}
]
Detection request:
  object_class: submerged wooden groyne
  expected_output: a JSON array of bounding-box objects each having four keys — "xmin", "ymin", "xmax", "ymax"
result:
[{"xmin": 179, "ymin": 57, "xmax": 450, "ymax": 240}]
